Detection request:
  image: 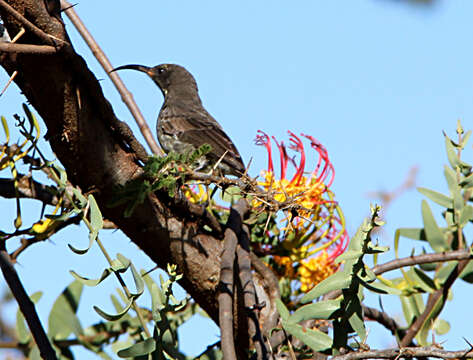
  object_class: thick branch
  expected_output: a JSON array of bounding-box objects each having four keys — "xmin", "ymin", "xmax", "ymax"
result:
[{"xmin": 0, "ymin": 246, "xmax": 57, "ymax": 360}]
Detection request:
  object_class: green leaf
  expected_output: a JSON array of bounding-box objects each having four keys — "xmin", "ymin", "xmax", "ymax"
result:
[
  {"xmin": 411, "ymin": 267, "xmax": 437, "ymax": 293},
  {"xmin": 433, "ymin": 318, "xmax": 451, "ymax": 335},
  {"xmin": 129, "ymin": 262, "xmax": 145, "ymax": 298},
  {"xmin": 334, "ymin": 249, "xmax": 362, "ymax": 264},
  {"xmin": 69, "ymin": 269, "xmax": 112, "ymax": 286},
  {"xmin": 444, "ymin": 165, "xmax": 459, "ymax": 197},
  {"xmin": 395, "ymin": 228, "xmax": 426, "ymax": 241},
  {"xmin": 359, "ymin": 279, "xmax": 402, "ymax": 295},
  {"xmin": 289, "ymin": 299, "xmax": 342, "ymax": 323},
  {"xmin": 16, "ymin": 292, "xmax": 42, "ymax": 344},
  {"xmin": 282, "ymin": 320, "xmax": 332, "ymax": 351},
  {"xmin": 275, "ymin": 298, "xmax": 290, "ymax": 321},
  {"xmin": 400, "ymin": 294, "xmax": 423, "ymax": 325},
  {"xmin": 417, "ymin": 187, "xmax": 452, "ymax": 208},
  {"xmin": 421, "ymin": 200, "xmax": 449, "ymax": 252},
  {"xmin": 117, "ymin": 338, "xmax": 156, "ymax": 358},
  {"xmin": 94, "ymin": 298, "xmax": 133, "ymax": 321},
  {"xmin": 434, "ymin": 261, "xmax": 458, "ymax": 286},
  {"xmin": 445, "ymin": 134, "xmax": 461, "ymax": 170},
  {"xmin": 301, "ymin": 271, "xmax": 350, "ymax": 303},
  {"xmin": 417, "ymin": 289, "xmax": 446, "ymax": 345},
  {"xmin": 460, "ymin": 260, "xmax": 473, "ymax": 283},
  {"xmin": 88, "ymin": 195, "xmax": 103, "ymax": 231},
  {"xmin": 459, "ymin": 205, "xmax": 473, "ymax": 227},
  {"xmin": 68, "ymin": 231, "xmax": 97, "ymax": 255},
  {"xmin": 71, "ymin": 188, "xmax": 88, "ymax": 208},
  {"xmin": 460, "ymin": 172, "xmax": 473, "ymax": 189},
  {"xmin": 48, "ymin": 280, "xmax": 83, "ymax": 339},
  {"xmin": 52, "ymin": 163, "xmax": 68, "ymax": 190},
  {"xmin": 346, "ymin": 297, "xmax": 366, "ymax": 341},
  {"xmin": 461, "ymin": 130, "xmax": 472, "ymax": 148}
]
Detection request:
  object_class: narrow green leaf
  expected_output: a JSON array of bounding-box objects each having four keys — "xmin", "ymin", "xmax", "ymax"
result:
[
  {"xmin": 417, "ymin": 187, "xmax": 452, "ymax": 208},
  {"xmin": 460, "ymin": 172, "xmax": 473, "ymax": 189},
  {"xmin": 461, "ymin": 130, "xmax": 472, "ymax": 148},
  {"xmin": 459, "ymin": 205, "xmax": 473, "ymax": 226},
  {"xmin": 88, "ymin": 195, "xmax": 104, "ymax": 232},
  {"xmin": 71, "ymin": 188, "xmax": 88, "ymax": 208},
  {"xmin": 94, "ymin": 298, "xmax": 133, "ymax": 321},
  {"xmin": 359, "ymin": 279, "xmax": 402, "ymax": 295},
  {"xmin": 117, "ymin": 338, "xmax": 156, "ymax": 358},
  {"xmin": 48, "ymin": 280, "xmax": 83, "ymax": 339},
  {"xmin": 417, "ymin": 288, "xmax": 446, "ymax": 345},
  {"xmin": 453, "ymin": 187, "xmax": 464, "ymax": 213},
  {"xmin": 16, "ymin": 292, "xmax": 42, "ymax": 344},
  {"xmin": 69, "ymin": 269, "xmax": 111, "ymax": 286},
  {"xmin": 301, "ymin": 271, "xmax": 350, "ymax": 303},
  {"xmin": 282, "ymin": 320, "xmax": 332, "ymax": 351},
  {"xmin": 444, "ymin": 165, "xmax": 458, "ymax": 197},
  {"xmin": 400, "ymin": 295, "xmax": 421, "ymax": 325},
  {"xmin": 346, "ymin": 296, "xmax": 366, "ymax": 341},
  {"xmin": 275, "ymin": 299, "xmax": 290, "ymax": 321},
  {"xmin": 396, "ymin": 228, "xmax": 426, "ymax": 241},
  {"xmin": 460, "ymin": 260, "xmax": 473, "ymax": 283},
  {"xmin": 289, "ymin": 299, "xmax": 342, "ymax": 323},
  {"xmin": 434, "ymin": 261, "xmax": 458, "ymax": 286},
  {"xmin": 445, "ymin": 134, "xmax": 461, "ymax": 170},
  {"xmin": 52, "ymin": 163, "xmax": 68, "ymax": 190},
  {"xmin": 334, "ymin": 249, "xmax": 362, "ymax": 264},
  {"xmin": 421, "ymin": 200, "xmax": 449, "ymax": 252},
  {"xmin": 129, "ymin": 262, "xmax": 145, "ymax": 298},
  {"xmin": 411, "ymin": 267, "xmax": 437, "ymax": 293},
  {"xmin": 68, "ymin": 229, "xmax": 97, "ymax": 255}
]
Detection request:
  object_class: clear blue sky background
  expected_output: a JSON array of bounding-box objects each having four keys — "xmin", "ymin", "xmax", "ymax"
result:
[{"xmin": 1, "ymin": 0, "xmax": 473, "ymax": 358}]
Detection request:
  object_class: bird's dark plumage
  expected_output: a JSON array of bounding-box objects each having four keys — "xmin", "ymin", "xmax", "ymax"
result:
[{"xmin": 111, "ymin": 63, "xmax": 245, "ymax": 177}]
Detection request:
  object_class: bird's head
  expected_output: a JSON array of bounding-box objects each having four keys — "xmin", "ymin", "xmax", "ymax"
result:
[{"xmin": 111, "ymin": 63, "xmax": 198, "ymax": 97}]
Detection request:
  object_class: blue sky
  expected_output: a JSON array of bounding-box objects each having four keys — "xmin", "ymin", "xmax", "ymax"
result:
[{"xmin": 1, "ymin": 0, "xmax": 473, "ymax": 358}]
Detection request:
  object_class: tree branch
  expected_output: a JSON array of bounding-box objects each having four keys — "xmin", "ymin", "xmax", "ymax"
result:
[
  {"xmin": 372, "ymin": 250, "xmax": 473, "ymax": 275},
  {"xmin": 330, "ymin": 346, "xmax": 473, "ymax": 360},
  {"xmin": 59, "ymin": 0, "xmax": 162, "ymax": 156},
  {"xmin": 0, "ymin": 42, "xmax": 57, "ymax": 54},
  {"xmin": 0, "ymin": 245, "xmax": 57, "ymax": 360},
  {"xmin": 400, "ymin": 259, "xmax": 470, "ymax": 347}
]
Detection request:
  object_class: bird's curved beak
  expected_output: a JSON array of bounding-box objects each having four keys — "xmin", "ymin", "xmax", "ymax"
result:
[{"xmin": 110, "ymin": 64, "xmax": 153, "ymax": 76}]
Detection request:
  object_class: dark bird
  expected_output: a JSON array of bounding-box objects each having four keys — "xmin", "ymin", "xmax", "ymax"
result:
[{"xmin": 111, "ymin": 63, "xmax": 245, "ymax": 177}]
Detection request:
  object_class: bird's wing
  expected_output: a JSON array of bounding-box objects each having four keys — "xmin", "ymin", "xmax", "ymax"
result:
[{"xmin": 160, "ymin": 109, "xmax": 245, "ymax": 174}]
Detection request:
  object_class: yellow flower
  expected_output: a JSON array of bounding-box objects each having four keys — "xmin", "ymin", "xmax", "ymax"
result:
[{"xmin": 297, "ymin": 252, "xmax": 339, "ymax": 292}]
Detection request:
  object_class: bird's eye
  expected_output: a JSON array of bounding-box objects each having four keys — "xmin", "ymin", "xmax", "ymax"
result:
[{"xmin": 157, "ymin": 68, "xmax": 166, "ymax": 74}]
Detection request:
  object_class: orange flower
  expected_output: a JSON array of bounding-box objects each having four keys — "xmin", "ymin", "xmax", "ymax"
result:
[{"xmin": 255, "ymin": 131, "xmax": 348, "ymax": 291}]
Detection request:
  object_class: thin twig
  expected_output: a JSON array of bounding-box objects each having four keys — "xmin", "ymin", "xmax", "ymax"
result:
[
  {"xmin": 330, "ymin": 346, "xmax": 473, "ymax": 360},
  {"xmin": 0, "ymin": 245, "xmax": 58, "ymax": 360},
  {"xmin": 0, "ymin": 42, "xmax": 57, "ymax": 54},
  {"xmin": 372, "ymin": 249, "xmax": 472, "ymax": 275},
  {"xmin": 0, "ymin": 70, "xmax": 18, "ymax": 97},
  {"xmin": 326, "ymin": 248, "xmax": 473, "ymax": 301},
  {"xmin": 59, "ymin": 0, "xmax": 162, "ymax": 156}
]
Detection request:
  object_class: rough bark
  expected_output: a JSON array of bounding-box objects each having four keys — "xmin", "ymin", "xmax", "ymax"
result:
[{"xmin": 0, "ymin": 0, "xmax": 278, "ymax": 354}]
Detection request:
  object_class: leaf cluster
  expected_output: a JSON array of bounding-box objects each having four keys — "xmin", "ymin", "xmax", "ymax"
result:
[{"xmin": 110, "ymin": 144, "xmax": 212, "ymax": 217}]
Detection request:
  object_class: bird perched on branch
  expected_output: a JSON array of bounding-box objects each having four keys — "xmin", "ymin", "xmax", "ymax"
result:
[{"xmin": 111, "ymin": 63, "xmax": 245, "ymax": 177}]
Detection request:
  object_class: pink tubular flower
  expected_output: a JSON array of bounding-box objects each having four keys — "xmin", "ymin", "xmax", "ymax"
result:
[{"xmin": 255, "ymin": 130, "xmax": 349, "ymax": 289}]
